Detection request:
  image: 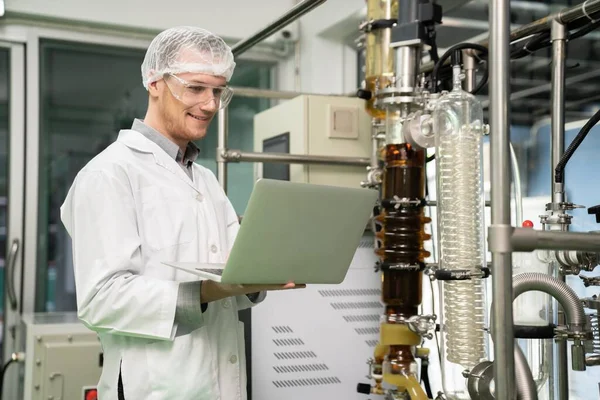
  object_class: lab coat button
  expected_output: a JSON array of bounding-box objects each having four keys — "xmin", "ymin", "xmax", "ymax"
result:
[
  {"xmin": 223, "ymin": 300, "xmax": 230, "ymax": 308},
  {"xmin": 196, "ymin": 193, "xmax": 204, "ymax": 201},
  {"xmin": 211, "ymin": 244, "xmax": 218, "ymax": 253},
  {"xmin": 229, "ymin": 354, "xmax": 237, "ymax": 364}
]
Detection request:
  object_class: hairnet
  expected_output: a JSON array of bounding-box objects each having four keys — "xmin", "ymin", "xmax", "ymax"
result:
[{"xmin": 141, "ymin": 26, "xmax": 236, "ymax": 89}]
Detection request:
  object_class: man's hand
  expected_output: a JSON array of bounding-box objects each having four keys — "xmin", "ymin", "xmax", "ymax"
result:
[{"xmin": 201, "ymin": 280, "xmax": 305, "ymax": 304}]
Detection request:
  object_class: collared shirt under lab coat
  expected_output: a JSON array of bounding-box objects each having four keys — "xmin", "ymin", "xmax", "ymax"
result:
[{"xmin": 60, "ymin": 127, "xmax": 264, "ymax": 400}]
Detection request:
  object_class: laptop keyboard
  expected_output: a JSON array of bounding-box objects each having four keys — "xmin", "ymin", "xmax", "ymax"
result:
[{"xmin": 196, "ymin": 268, "xmax": 224, "ymax": 276}]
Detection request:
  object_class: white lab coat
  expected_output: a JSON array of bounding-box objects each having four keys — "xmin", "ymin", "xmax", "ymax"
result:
[{"xmin": 60, "ymin": 129, "xmax": 262, "ymax": 400}]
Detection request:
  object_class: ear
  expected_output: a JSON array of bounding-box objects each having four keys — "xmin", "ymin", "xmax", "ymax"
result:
[{"xmin": 148, "ymin": 80, "xmax": 162, "ymax": 99}]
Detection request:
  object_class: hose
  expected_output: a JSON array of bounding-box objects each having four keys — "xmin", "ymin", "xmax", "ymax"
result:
[
  {"xmin": 0, "ymin": 353, "xmax": 23, "ymax": 400},
  {"xmin": 554, "ymin": 106, "xmax": 600, "ymax": 184},
  {"xmin": 420, "ymin": 359, "xmax": 434, "ymax": 399},
  {"xmin": 512, "ymin": 273, "xmax": 586, "ymax": 330},
  {"xmin": 430, "ymin": 43, "xmax": 488, "ymax": 93},
  {"xmin": 515, "ymin": 345, "xmax": 538, "ymax": 400},
  {"xmin": 488, "ymin": 272, "xmax": 586, "ymax": 399}
]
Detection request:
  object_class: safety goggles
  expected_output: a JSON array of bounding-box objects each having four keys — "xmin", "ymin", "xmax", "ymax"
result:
[{"xmin": 164, "ymin": 73, "xmax": 233, "ymax": 109}]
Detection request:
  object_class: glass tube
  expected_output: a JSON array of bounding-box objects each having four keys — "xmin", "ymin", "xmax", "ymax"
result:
[
  {"xmin": 433, "ymin": 65, "xmax": 487, "ymax": 399},
  {"xmin": 371, "ymin": 105, "xmax": 430, "ymax": 392},
  {"xmin": 364, "ymin": 0, "xmax": 397, "ymax": 119}
]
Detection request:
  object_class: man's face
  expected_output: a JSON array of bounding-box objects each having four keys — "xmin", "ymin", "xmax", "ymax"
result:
[{"xmin": 150, "ymin": 72, "xmax": 227, "ymax": 145}]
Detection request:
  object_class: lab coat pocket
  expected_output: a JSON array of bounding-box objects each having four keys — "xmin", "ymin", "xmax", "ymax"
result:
[
  {"xmin": 138, "ymin": 186, "xmax": 196, "ymax": 251},
  {"xmin": 144, "ymin": 328, "xmax": 217, "ymax": 398}
]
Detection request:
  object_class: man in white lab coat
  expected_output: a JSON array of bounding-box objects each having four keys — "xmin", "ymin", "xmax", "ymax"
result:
[{"xmin": 60, "ymin": 26, "xmax": 301, "ymax": 400}]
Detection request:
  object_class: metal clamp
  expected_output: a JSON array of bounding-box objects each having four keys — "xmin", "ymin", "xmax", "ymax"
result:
[
  {"xmin": 582, "ymin": 295, "xmax": 600, "ymax": 311},
  {"xmin": 382, "ymin": 196, "xmax": 423, "ymax": 210},
  {"xmin": 556, "ymin": 250, "xmax": 599, "ymax": 275},
  {"xmin": 407, "ymin": 315, "xmax": 437, "ymax": 340},
  {"xmin": 375, "ymin": 261, "xmax": 424, "ymax": 272},
  {"xmin": 554, "ymin": 326, "xmax": 591, "ymax": 371},
  {"xmin": 361, "ymin": 166, "xmax": 383, "ymax": 188}
]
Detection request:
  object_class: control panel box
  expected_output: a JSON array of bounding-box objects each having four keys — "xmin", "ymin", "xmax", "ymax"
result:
[
  {"xmin": 21, "ymin": 312, "xmax": 102, "ymax": 400},
  {"xmin": 253, "ymin": 95, "xmax": 371, "ymax": 188}
]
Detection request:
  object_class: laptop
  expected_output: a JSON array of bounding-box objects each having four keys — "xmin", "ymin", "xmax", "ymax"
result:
[{"xmin": 161, "ymin": 178, "xmax": 378, "ymax": 284}]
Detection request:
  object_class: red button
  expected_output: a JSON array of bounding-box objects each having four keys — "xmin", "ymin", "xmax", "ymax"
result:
[
  {"xmin": 522, "ymin": 220, "xmax": 534, "ymax": 228},
  {"xmin": 85, "ymin": 389, "xmax": 97, "ymax": 400}
]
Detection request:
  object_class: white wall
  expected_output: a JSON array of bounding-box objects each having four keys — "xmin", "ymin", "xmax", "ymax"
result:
[
  {"xmin": 4, "ymin": 0, "xmax": 297, "ymax": 41},
  {"xmin": 276, "ymin": 0, "xmax": 365, "ymax": 95}
]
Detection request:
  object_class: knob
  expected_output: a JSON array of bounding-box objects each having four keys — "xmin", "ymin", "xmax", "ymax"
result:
[
  {"xmin": 357, "ymin": 383, "xmax": 372, "ymax": 394},
  {"xmin": 588, "ymin": 205, "xmax": 600, "ymax": 223},
  {"xmin": 356, "ymin": 89, "xmax": 372, "ymax": 100}
]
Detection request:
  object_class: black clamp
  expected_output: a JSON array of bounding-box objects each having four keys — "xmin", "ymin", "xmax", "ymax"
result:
[
  {"xmin": 375, "ymin": 261, "xmax": 425, "ymax": 272},
  {"xmin": 356, "ymin": 88, "xmax": 372, "ymax": 101},
  {"xmin": 359, "ymin": 18, "xmax": 397, "ymax": 33},
  {"xmin": 434, "ymin": 267, "xmax": 491, "ymax": 281}
]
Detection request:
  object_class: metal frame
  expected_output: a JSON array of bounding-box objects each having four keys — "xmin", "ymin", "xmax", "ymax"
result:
[
  {"xmin": 486, "ymin": 2, "xmax": 600, "ymax": 399},
  {"xmin": 21, "ymin": 25, "xmax": 153, "ymax": 319},
  {"xmin": 2, "ymin": 40, "xmax": 25, "ymax": 400},
  {"xmin": 488, "ymin": 1, "xmax": 515, "ymax": 398}
]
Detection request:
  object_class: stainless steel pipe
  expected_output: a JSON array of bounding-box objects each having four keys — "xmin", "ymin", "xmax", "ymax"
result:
[
  {"xmin": 511, "ymin": 228, "xmax": 600, "ymax": 252},
  {"xmin": 481, "ymin": 0, "xmax": 600, "ymax": 49},
  {"xmin": 217, "ymin": 108, "xmax": 228, "ymax": 192},
  {"xmin": 231, "ymin": 0, "xmax": 327, "ymax": 56},
  {"xmin": 489, "ymin": 0, "xmax": 516, "ymax": 398},
  {"xmin": 550, "ymin": 19, "xmax": 569, "ymax": 400},
  {"xmin": 481, "ymin": 69, "xmax": 600, "ymax": 110},
  {"xmin": 230, "ymin": 86, "xmax": 352, "ymax": 99},
  {"xmin": 515, "ymin": 345, "xmax": 539, "ymax": 400},
  {"xmin": 512, "ymin": 273, "xmax": 587, "ymax": 330},
  {"xmin": 221, "ymin": 149, "xmax": 370, "ymax": 167},
  {"xmin": 551, "ymin": 20, "xmax": 567, "ymax": 202},
  {"xmin": 463, "ymin": 50, "xmax": 477, "ymax": 92}
]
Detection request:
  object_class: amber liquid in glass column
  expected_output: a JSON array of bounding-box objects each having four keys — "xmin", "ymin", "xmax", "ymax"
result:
[
  {"xmin": 377, "ymin": 143, "xmax": 429, "ymax": 312},
  {"xmin": 377, "ymin": 143, "xmax": 429, "ymax": 375}
]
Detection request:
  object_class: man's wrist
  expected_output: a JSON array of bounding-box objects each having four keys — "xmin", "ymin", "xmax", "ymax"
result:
[{"xmin": 200, "ymin": 280, "xmax": 245, "ymax": 301}]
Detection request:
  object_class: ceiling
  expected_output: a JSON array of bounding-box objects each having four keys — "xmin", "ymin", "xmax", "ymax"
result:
[
  {"xmin": 440, "ymin": 0, "xmax": 600, "ymax": 126},
  {"xmin": 352, "ymin": 0, "xmax": 600, "ymax": 126}
]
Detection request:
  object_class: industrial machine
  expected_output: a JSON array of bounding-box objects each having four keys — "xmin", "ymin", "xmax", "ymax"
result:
[
  {"xmin": 217, "ymin": 0, "xmax": 600, "ymax": 399},
  {"xmin": 252, "ymin": 94, "xmax": 372, "ymax": 187},
  {"xmin": 7, "ymin": 0, "xmax": 600, "ymax": 399},
  {"xmin": 20, "ymin": 313, "xmax": 102, "ymax": 400},
  {"xmin": 251, "ymin": 233, "xmax": 382, "ymax": 400}
]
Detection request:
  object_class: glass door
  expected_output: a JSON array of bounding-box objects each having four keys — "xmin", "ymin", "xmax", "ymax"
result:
[{"xmin": 0, "ymin": 42, "xmax": 25, "ymax": 399}]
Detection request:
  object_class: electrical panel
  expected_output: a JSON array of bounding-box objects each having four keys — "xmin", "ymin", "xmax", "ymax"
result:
[
  {"xmin": 253, "ymin": 95, "xmax": 371, "ymax": 188},
  {"xmin": 21, "ymin": 313, "xmax": 102, "ymax": 400}
]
